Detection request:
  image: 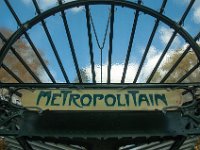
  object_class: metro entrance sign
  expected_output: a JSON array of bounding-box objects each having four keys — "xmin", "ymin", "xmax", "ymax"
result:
[
  {"xmin": 20, "ymin": 88, "xmax": 185, "ymax": 111},
  {"xmin": 1, "ymin": 0, "xmax": 200, "ymax": 148}
]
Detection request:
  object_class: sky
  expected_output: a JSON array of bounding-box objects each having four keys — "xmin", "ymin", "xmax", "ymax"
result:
[{"xmin": 0, "ymin": 0, "xmax": 200, "ymax": 83}]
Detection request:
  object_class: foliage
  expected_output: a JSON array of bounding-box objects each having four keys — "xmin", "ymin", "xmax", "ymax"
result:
[
  {"xmin": 0, "ymin": 137, "xmax": 7, "ymax": 150},
  {"xmin": 151, "ymin": 46, "xmax": 200, "ymax": 83},
  {"xmin": 0, "ymin": 28, "xmax": 48, "ymax": 83},
  {"xmin": 73, "ymin": 69, "xmax": 90, "ymax": 83}
]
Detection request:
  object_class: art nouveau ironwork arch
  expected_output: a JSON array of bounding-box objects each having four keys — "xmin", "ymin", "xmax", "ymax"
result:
[
  {"xmin": 0, "ymin": 0, "xmax": 200, "ymax": 149},
  {"xmin": 0, "ymin": 0, "xmax": 200, "ymax": 84}
]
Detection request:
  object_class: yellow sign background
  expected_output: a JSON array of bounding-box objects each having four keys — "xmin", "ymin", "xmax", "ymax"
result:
[{"xmin": 20, "ymin": 88, "xmax": 184, "ymax": 111}]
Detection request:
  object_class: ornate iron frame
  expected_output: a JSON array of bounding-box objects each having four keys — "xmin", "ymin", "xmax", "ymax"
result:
[{"xmin": 0, "ymin": 0, "xmax": 200, "ymax": 149}]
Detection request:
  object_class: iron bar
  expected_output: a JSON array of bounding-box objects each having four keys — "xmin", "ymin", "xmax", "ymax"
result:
[
  {"xmin": 40, "ymin": 22, "xmax": 70, "ymax": 83},
  {"xmin": 85, "ymin": 5, "xmax": 96, "ymax": 83},
  {"xmin": 169, "ymin": 136, "xmax": 186, "ymax": 150},
  {"xmin": 1, "ymin": 63, "xmax": 23, "ymax": 83},
  {"xmin": 3, "ymin": 0, "xmax": 21, "ymax": 25},
  {"xmin": 147, "ymin": 0, "xmax": 195, "ymax": 83},
  {"xmin": 161, "ymin": 32, "xmax": 200, "ymax": 83},
  {"xmin": 0, "ymin": 130, "xmax": 19, "ymax": 136},
  {"xmin": 101, "ymin": 48, "xmax": 103, "ymax": 83},
  {"xmin": 3, "ymin": 0, "xmax": 56, "ymax": 83},
  {"xmin": 122, "ymin": 142, "xmax": 160, "ymax": 150},
  {"xmin": 178, "ymin": 0, "xmax": 195, "ymax": 25},
  {"xmin": 88, "ymin": 6, "xmax": 111, "ymax": 83},
  {"xmin": 89, "ymin": 6, "xmax": 110, "ymax": 50},
  {"xmin": 180, "ymin": 146, "xmax": 194, "ymax": 150},
  {"xmin": 89, "ymin": 6, "xmax": 111, "ymax": 83},
  {"xmin": 147, "ymin": 31, "xmax": 177, "ymax": 83},
  {"xmin": 107, "ymin": 4, "xmax": 115, "ymax": 83},
  {"xmin": 121, "ymin": 0, "xmax": 142, "ymax": 83},
  {"xmin": 149, "ymin": 141, "xmax": 174, "ymax": 150},
  {"xmin": 32, "ymin": 0, "xmax": 70, "ymax": 83},
  {"xmin": 0, "ymin": 32, "xmax": 41, "ymax": 83},
  {"xmin": 57, "ymin": 0, "xmax": 82, "ymax": 83},
  {"xmin": 0, "ymin": 82, "xmax": 200, "ymax": 88},
  {"xmin": 133, "ymin": 0, "xmax": 167, "ymax": 83},
  {"xmin": 16, "ymin": 137, "xmax": 33, "ymax": 150},
  {"xmin": 24, "ymin": 33, "xmax": 56, "ymax": 83},
  {"xmin": 177, "ymin": 62, "xmax": 200, "ymax": 83}
]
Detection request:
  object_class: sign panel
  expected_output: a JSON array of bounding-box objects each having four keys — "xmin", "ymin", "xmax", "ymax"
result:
[{"xmin": 19, "ymin": 88, "xmax": 185, "ymax": 111}]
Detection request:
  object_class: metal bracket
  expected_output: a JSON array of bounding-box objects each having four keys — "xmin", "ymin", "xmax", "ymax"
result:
[{"xmin": 0, "ymin": 90, "xmax": 24, "ymax": 136}]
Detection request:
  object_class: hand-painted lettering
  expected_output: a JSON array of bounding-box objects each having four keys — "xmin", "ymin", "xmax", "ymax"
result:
[{"xmin": 35, "ymin": 90, "xmax": 168, "ymax": 109}]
